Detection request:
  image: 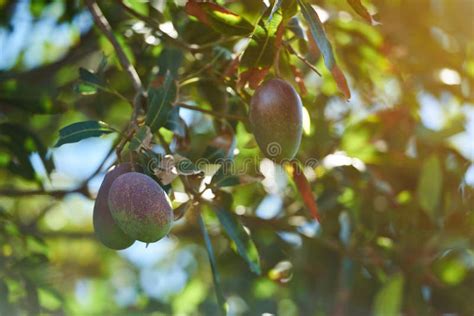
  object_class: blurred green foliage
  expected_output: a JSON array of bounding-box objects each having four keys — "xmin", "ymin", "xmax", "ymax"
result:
[{"xmin": 0, "ymin": 0, "xmax": 473, "ymax": 315}]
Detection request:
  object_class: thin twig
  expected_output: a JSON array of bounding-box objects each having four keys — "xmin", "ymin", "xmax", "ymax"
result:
[
  {"xmin": 85, "ymin": 0, "xmax": 143, "ymax": 93},
  {"xmin": 175, "ymin": 102, "xmax": 247, "ymax": 122},
  {"xmin": 118, "ymin": 1, "xmax": 195, "ymax": 52},
  {"xmin": 283, "ymin": 41, "xmax": 322, "ymax": 76},
  {"xmin": 86, "ymin": 0, "xmax": 146, "ymax": 162},
  {"xmin": 0, "ymin": 186, "xmax": 89, "ymax": 198}
]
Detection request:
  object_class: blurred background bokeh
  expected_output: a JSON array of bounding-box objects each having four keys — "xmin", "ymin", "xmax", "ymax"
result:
[{"xmin": 1, "ymin": 0, "xmax": 473, "ymax": 315}]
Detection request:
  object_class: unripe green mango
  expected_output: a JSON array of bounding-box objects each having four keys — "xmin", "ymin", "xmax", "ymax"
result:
[
  {"xmin": 108, "ymin": 172, "xmax": 173, "ymax": 243},
  {"xmin": 249, "ymin": 78, "xmax": 303, "ymax": 163},
  {"xmin": 93, "ymin": 163, "xmax": 135, "ymax": 250}
]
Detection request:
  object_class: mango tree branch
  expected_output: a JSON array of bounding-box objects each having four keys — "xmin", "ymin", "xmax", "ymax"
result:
[
  {"xmin": 0, "ymin": 185, "xmax": 90, "ymax": 198},
  {"xmin": 175, "ymin": 102, "xmax": 248, "ymax": 122},
  {"xmin": 85, "ymin": 0, "xmax": 143, "ymax": 93},
  {"xmin": 86, "ymin": 0, "xmax": 146, "ymax": 160}
]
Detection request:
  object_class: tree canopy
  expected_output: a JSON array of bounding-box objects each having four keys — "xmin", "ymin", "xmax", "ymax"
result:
[{"xmin": 0, "ymin": 0, "xmax": 473, "ymax": 315}]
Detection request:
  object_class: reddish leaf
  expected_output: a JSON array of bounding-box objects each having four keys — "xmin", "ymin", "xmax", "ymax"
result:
[
  {"xmin": 331, "ymin": 65, "xmax": 351, "ymax": 100},
  {"xmin": 290, "ymin": 64, "xmax": 308, "ymax": 96},
  {"xmin": 347, "ymin": 0, "xmax": 373, "ymax": 24},
  {"xmin": 290, "ymin": 160, "xmax": 320, "ymax": 222},
  {"xmin": 238, "ymin": 67, "xmax": 270, "ymax": 90}
]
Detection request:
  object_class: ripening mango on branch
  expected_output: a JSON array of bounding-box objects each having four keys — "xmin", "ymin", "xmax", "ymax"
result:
[
  {"xmin": 249, "ymin": 78, "xmax": 303, "ymax": 163},
  {"xmin": 108, "ymin": 172, "xmax": 173, "ymax": 243},
  {"xmin": 93, "ymin": 163, "xmax": 135, "ymax": 250}
]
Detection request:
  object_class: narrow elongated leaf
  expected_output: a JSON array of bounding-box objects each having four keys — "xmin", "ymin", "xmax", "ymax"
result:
[
  {"xmin": 185, "ymin": 0, "xmax": 253, "ymax": 36},
  {"xmin": 373, "ymin": 274, "xmax": 404, "ymax": 316},
  {"xmin": 79, "ymin": 67, "xmax": 104, "ymax": 86},
  {"xmin": 145, "ymin": 73, "xmax": 177, "ymax": 132},
  {"xmin": 289, "ymin": 160, "xmax": 321, "ymax": 221},
  {"xmin": 0, "ymin": 123, "xmax": 54, "ymax": 179},
  {"xmin": 198, "ymin": 214, "xmax": 226, "ymax": 315},
  {"xmin": 157, "ymin": 47, "xmax": 183, "ymax": 79},
  {"xmin": 239, "ymin": 7, "xmax": 284, "ymax": 88},
  {"xmin": 129, "ymin": 125, "xmax": 153, "ymax": 152},
  {"xmin": 164, "ymin": 107, "xmax": 186, "ymax": 137},
  {"xmin": 268, "ymin": 0, "xmax": 283, "ymax": 22},
  {"xmin": 54, "ymin": 121, "xmax": 113, "ymax": 147},
  {"xmin": 417, "ymin": 154, "xmax": 443, "ymax": 219},
  {"xmin": 347, "ymin": 0, "xmax": 373, "ymax": 24},
  {"xmin": 212, "ymin": 195, "xmax": 261, "ymax": 274},
  {"xmin": 297, "ymin": 0, "xmax": 351, "ymax": 99},
  {"xmin": 240, "ymin": 9, "xmax": 283, "ymax": 69}
]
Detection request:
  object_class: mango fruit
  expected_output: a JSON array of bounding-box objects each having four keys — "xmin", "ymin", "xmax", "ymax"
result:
[
  {"xmin": 108, "ymin": 172, "xmax": 173, "ymax": 243},
  {"xmin": 249, "ymin": 78, "xmax": 303, "ymax": 163},
  {"xmin": 93, "ymin": 164, "xmax": 135, "ymax": 250}
]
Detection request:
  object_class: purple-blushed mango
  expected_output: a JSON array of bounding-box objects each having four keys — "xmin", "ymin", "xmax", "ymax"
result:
[
  {"xmin": 249, "ymin": 78, "xmax": 303, "ymax": 163},
  {"xmin": 93, "ymin": 164, "xmax": 135, "ymax": 250},
  {"xmin": 108, "ymin": 172, "xmax": 173, "ymax": 243}
]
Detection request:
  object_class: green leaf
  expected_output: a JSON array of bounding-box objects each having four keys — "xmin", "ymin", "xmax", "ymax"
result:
[
  {"xmin": 79, "ymin": 67, "xmax": 104, "ymax": 87},
  {"xmin": 297, "ymin": 0, "xmax": 351, "ymax": 99},
  {"xmin": 0, "ymin": 123, "xmax": 54, "ymax": 179},
  {"xmin": 54, "ymin": 121, "xmax": 113, "ymax": 147},
  {"xmin": 74, "ymin": 83, "xmax": 97, "ymax": 95},
  {"xmin": 145, "ymin": 73, "xmax": 177, "ymax": 132},
  {"xmin": 129, "ymin": 125, "xmax": 152, "ymax": 152},
  {"xmin": 417, "ymin": 154, "xmax": 443, "ymax": 218},
  {"xmin": 240, "ymin": 8, "xmax": 283, "ymax": 69},
  {"xmin": 212, "ymin": 194, "xmax": 261, "ymax": 274},
  {"xmin": 198, "ymin": 214, "xmax": 226, "ymax": 315},
  {"xmin": 164, "ymin": 107, "xmax": 186, "ymax": 137},
  {"xmin": 123, "ymin": 0, "xmax": 149, "ymax": 16},
  {"xmin": 175, "ymin": 158, "xmax": 203, "ymax": 176},
  {"xmin": 211, "ymin": 166, "xmax": 241, "ymax": 187},
  {"xmin": 373, "ymin": 273, "xmax": 404, "ymax": 316},
  {"xmin": 157, "ymin": 48, "xmax": 184, "ymax": 79},
  {"xmin": 185, "ymin": 1, "xmax": 254, "ymax": 36}
]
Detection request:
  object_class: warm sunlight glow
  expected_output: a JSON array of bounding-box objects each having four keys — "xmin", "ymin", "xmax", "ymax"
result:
[{"xmin": 439, "ymin": 68, "xmax": 461, "ymax": 85}]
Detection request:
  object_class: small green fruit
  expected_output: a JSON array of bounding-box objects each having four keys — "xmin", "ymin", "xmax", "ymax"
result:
[
  {"xmin": 249, "ymin": 78, "xmax": 303, "ymax": 163},
  {"xmin": 108, "ymin": 172, "xmax": 173, "ymax": 243},
  {"xmin": 93, "ymin": 164, "xmax": 135, "ymax": 250}
]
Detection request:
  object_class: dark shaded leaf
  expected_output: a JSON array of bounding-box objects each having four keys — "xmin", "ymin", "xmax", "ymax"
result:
[
  {"xmin": 287, "ymin": 16, "xmax": 306, "ymax": 39},
  {"xmin": 79, "ymin": 67, "xmax": 104, "ymax": 87},
  {"xmin": 198, "ymin": 213, "xmax": 226, "ymax": 315},
  {"xmin": 212, "ymin": 194, "xmax": 261, "ymax": 274},
  {"xmin": 129, "ymin": 125, "xmax": 153, "ymax": 152},
  {"xmin": 54, "ymin": 121, "xmax": 113, "ymax": 147},
  {"xmin": 145, "ymin": 73, "xmax": 177, "ymax": 132},
  {"xmin": 0, "ymin": 123, "xmax": 54, "ymax": 179},
  {"xmin": 164, "ymin": 107, "xmax": 186, "ymax": 137},
  {"xmin": 157, "ymin": 48, "xmax": 184, "ymax": 79}
]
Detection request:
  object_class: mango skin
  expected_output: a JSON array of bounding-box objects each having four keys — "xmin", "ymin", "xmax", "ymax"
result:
[
  {"xmin": 93, "ymin": 164, "xmax": 135, "ymax": 250},
  {"xmin": 108, "ymin": 172, "xmax": 173, "ymax": 243},
  {"xmin": 249, "ymin": 78, "xmax": 303, "ymax": 163}
]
